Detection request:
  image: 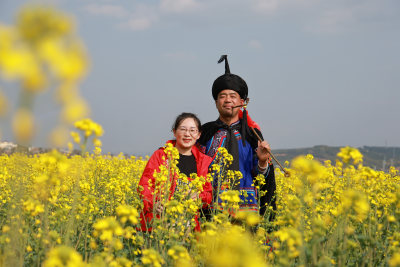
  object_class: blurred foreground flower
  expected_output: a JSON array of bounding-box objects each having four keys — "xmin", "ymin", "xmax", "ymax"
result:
[
  {"xmin": 0, "ymin": 89, "xmax": 8, "ymax": 117},
  {"xmin": 0, "ymin": 6, "xmax": 89, "ymax": 146},
  {"xmin": 12, "ymin": 108, "xmax": 35, "ymax": 143},
  {"xmin": 167, "ymin": 245, "xmax": 193, "ymax": 267},
  {"xmin": 199, "ymin": 225, "xmax": 267, "ymax": 267},
  {"xmin": 43, "ymin": 246, "xmax": 86, "ymax": 267},
  {"xmin": 141, "ymin": 249, "xmax": 165, "ymax": 267},
  {"xmin": 339, "ymin": 189, "xmax": 370, "ymax": 222},
  {"xmin": 235, "ymin": 210, "xmax": 261, "ymax": 226},
  {"xmin": 116, "ymin": 205, "xmax": 139, "ymax": 225}
]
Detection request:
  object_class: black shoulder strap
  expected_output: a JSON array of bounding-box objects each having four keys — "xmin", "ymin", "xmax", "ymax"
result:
[{"xmin": 198, "ymin": 120, "xmax": 221, "ymax": 146}]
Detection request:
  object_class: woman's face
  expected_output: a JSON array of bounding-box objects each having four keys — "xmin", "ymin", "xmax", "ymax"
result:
[{"xmin": 173, "ymin": 118, "xmax": 200, "ymax": 152}]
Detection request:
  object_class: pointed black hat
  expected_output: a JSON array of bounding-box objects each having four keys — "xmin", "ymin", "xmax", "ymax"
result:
[{"xmin": 212, "ymin": 55, "xmax": 248, "ymax": 100}]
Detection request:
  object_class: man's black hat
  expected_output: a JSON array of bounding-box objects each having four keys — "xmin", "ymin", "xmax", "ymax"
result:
[{"xmin": 212, "ymin": 55, "xmax": 248, "ymax": 100}]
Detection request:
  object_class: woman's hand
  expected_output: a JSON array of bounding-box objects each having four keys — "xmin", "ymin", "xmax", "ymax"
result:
[
  {"xmin": 155, "ymin": 202, "xmax": 164, "ymax": 215},
  {"xmin": 188, "ymin": 190, "xmax": 199, "ymax": 201}
]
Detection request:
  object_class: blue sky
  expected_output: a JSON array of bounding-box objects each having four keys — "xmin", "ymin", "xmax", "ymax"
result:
[{"xmin": 1, "ymin": 0, "xmax": 399, "ymax": 155}]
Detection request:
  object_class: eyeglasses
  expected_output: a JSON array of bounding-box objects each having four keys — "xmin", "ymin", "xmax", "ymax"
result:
[{"xmin": 177, "ymin": 127, "xmax": 198, "ymax": 135}]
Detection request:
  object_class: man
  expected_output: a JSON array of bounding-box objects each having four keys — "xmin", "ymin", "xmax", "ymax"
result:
[{"xmin": 198, "ymin": 55, "xmax": 276, "ymax": 216}]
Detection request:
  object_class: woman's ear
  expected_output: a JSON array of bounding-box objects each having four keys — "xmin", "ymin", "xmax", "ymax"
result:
[{"xmin": 173, "ymin": 130, "xmax": 177, "ymax": 139}]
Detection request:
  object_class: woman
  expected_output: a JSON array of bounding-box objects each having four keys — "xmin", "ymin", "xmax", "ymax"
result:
[{"xmin": 138, "ymin": 112, "xmax": 213, "ymax": 231}]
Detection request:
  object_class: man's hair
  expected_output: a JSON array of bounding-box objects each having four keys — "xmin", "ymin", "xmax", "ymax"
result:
[{"xmin": 172, "ymin": 112, "xmax": 201, "ymax": 132}]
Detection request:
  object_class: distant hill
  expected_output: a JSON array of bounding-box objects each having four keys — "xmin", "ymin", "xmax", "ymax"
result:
[
  {"xmin": 2, "ymin": 141, "xmax": 399, "ymax": 171},
  {"xmin": 273, "ymin": 145, "xmax": 400, "ymax": 171}
]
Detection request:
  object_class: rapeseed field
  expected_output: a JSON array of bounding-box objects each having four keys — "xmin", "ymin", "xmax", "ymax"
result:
[{"xmin": 1, "ymin": 6, "xmax": 400, "ymax": 267}]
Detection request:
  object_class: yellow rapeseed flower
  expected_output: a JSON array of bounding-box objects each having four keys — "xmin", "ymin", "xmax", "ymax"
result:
[
  {"xmin": 93, "ymin": 217, "xmax": 124, "ymax": 242},
  {"xmin": 390, "ymin": 251, "xmax": 400, "ymax": 267},
  {"xmin": 141, "ymin": 249, "xmax": 165, "ymax": 267},
  {"xmin": 167, "ymin": 245, "xmax": 193, "ymax": 267},
  {"xmin": 70, "ymin": 131, "xmax": 81, "ymax": 144},
  {"xmin": 220, "ymin": 190, "xmax": 241, "ymax": 203},
  {"xmin": 337, "ymin": 146, "xmax": 363, "ymax": 165},
  {"xmin": 16, "ymin": 6, "xmax": 73, "ymax": 42},
  {"xmin": 116, "ymin": 205, "xmax": 139, "ymax": 225},
  {"xmin": 291, "ymin": 155, "xmax": 325, "ymax": 185}
]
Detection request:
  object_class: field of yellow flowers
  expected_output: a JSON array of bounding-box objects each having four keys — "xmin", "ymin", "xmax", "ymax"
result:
[
  {"xmin": 1, "ymin": 6, "xmax": 400, "ymax": 267},
  {"xmin": 0, "ymin": 141, "xmax": 400, "ymax": 266}
]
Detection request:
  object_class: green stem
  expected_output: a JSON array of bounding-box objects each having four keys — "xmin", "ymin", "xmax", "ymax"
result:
[{"xmin": 81, "ymin": 136, "xmax": 88, "ymax": 155}]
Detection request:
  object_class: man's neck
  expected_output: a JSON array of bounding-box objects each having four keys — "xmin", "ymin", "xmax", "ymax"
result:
[{"xmin": 219, "ymin": 115, "xmax": 240, "ymax": 126}]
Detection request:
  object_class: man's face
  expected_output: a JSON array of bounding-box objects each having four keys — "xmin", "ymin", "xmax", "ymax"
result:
[{"xmin": 215, "ymin": 89, "xmax": 244, "ymax": 118}]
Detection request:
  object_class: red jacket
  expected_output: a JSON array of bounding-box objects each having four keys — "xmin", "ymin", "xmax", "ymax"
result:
[{"xmin": 138, "ymin": 140, "xmax": 213, "ymax": 231}]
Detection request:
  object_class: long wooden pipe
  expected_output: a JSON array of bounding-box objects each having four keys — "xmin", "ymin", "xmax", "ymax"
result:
[
  {"xmin": 250, "ymin": 127, "xmax": 290, "ymax": 177},
  {"xmin": 231, "ymin": 100, "xmax": 290, "ymax": 177}
]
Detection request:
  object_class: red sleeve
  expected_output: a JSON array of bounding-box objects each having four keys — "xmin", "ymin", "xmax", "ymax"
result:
[
  {"xmin": 199, "ymin": 180, "xmax": 212, "ymax": 208},
  {"xmin": 138, "ymin": 149, "xmax": 165, "ymax": 214},
  {"xmin": 198, "ymin": 155, "xmax": 213, "ymax": 208}
]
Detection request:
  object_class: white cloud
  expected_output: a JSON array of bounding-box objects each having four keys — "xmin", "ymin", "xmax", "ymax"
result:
[
  {"xmin": 307, "ymin": 8, "xmax": 356, "ymax": 34},
  {"xmin": 116, "ymin": 4, "xmax": 159, "ymax": 31},
  {"xmin": 123, "ymin": 17, "xmax": 153, "ymax": 31},
  {"xmin": 82, "ymin": 0, "xmax": 397, "ymax": 33},
  {"xmin": 304, "ymin": 1, "xmax": 388, "ymax": 34},
  {"xmin": 248, "ymin": 40, "xmax": 263, "ymax": 49},
  {"xmin": 83, "ymin": 3, "xmax": 159, "ymax": 31},
  {"xmin": 249, "ymin": 0, "xmax": 396, "ymax": 34},
  {"xmin": 160, "ymin": 0, "xmax": 201, "ymax": 13},
  {"xmin": 250, "ymin": 0, "xmax": 318, "ymax": 15},
  {"xmin": 84, "ymin": 4, "xmax": 128, "ymax": 18},
  {"xmin": 251, "ymin": 0, "xmax": 280, "ymax": 14}
]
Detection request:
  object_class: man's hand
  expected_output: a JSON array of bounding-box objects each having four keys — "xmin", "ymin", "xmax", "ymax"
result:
[{"xmin": 256, "ymin": 140, "xmax": 271, "ymax": 168}]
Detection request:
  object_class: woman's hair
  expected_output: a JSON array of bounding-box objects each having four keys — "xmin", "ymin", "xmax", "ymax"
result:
[{"xmin": 172, "ymin": 112, "xmax": 201, "ymax": 131}]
